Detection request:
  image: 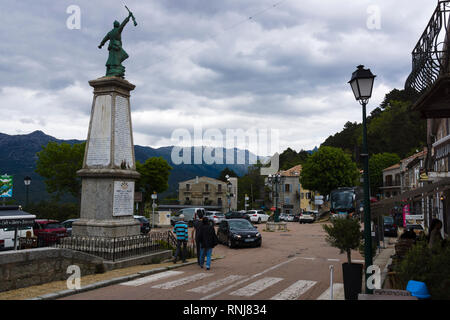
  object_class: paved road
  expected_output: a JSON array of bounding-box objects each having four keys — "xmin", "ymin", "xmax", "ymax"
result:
[{"xmin": 62, "ymin": 222, "xmax": 370, "ymax": 300}]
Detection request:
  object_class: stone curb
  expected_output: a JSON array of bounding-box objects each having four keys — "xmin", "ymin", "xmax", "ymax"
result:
[{"xmin": 28, "ymin": 256, "xmax": 224, "ymax": 300}]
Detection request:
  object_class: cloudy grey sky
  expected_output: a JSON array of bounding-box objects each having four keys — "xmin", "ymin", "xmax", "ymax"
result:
[{"xmin": 0, "ymin": 0, "xmax": 437, "ymax": 155}]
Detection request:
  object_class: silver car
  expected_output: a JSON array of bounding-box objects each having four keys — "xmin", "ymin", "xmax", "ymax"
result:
[
  {"xmin": 62, "ymin": 219, "xmax": 79, "ymax": 236},
  {"xmin": 205, "ymin": 211, "xmax": 225, "ymax": 225}
]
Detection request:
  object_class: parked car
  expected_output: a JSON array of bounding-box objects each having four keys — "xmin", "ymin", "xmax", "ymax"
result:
[
  {"xmin": 279, "ymin": 213, "xmax": 287, "ymax": 221},
  {"xmin": 225, "ymin": 211, "xmax": 251, "ymax": 221},
  {"xmin": 33, "ymin": 220, "xmax": 67, "ymax": 246},
  {"xmin": 217, "ymin": 219, "xmax": 262, "ymax": 248},
  {"xmin": 170, "ymin": 208, "xmax": 206, "ymax": 227},
  {"xmin": 383, "ymin": 216, "xmax": 398, "ymax": 237},
  {"xmin": 204, "ymin": 211, "xmax": 225, "ymax": 226},
  {"xmin": 405, "ymin": 224, "xmax": 424, "ymax": 237},
  {"xmin": 134, "ymin": 215, "xmax": 151, "ymax": 234},
  {"xmin": 285, "ymin": 214, "xmax": 295, "ymax": 222},
  {"xmin": 293, "ymin": 214, "xmax": 300, "ymax": 222},
  {"xmin": 246, "ymin": 210, "xmax": 269, "ymax": 224},
  {"xmin": 299, "ymin": 211, "xmax": 316, "ymax": 224},
  {"xmin": 62, "ymin": 219, "xmax": 79, "ymax": 236},
  {"xmin": 0, "ymin": 226, "xmax": 34, "ymax": 250}
]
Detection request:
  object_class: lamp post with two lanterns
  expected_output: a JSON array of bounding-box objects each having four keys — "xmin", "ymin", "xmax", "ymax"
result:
[{"xmin": 267, "ymin": 173, "xmax": 283, "ymax": 223}]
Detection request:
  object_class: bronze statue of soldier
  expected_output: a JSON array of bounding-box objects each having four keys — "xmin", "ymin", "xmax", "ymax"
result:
[{"xmin": 98, "ymin": 6, "xmax": 137, "ymax": 78}]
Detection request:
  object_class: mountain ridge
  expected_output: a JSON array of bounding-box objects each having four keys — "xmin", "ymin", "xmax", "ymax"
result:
[{"xmin": 0, "ymin": 130, "xmax": 258, "ymax": 204}]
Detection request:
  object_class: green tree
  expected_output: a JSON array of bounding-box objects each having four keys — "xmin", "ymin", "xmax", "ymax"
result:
[
  {"xmin": 26, "ymin": 200, "xmax": 80, "ymax": 221},
  {"xmin": 136, "ymin": 157, "xmax": 172, "ymax": 204},
  {"xmin": 322, "ymin": 89, "xmax": 426, "ymax": 161},
  {"xmin": 322, "ymin": 121, "xmax": 362, "ymax": 162},
  {"xmin": 395, "ymin": 241, "xmax": 450, "ymax": 299},
  {"xmin": 237, "ymin": 162, "xmax": 265, "ymax": 210},
  {"xmin": 217, "ymin": 167, "xmax": 238, "ymax": 182},
  {"xmin": 369, "ymin": 153, "xmax": 401, "ymax": 196},
  {"xmin": 35, "ymin": 142, "xmax": 85, "ymax": 201},
  {"xmin": 363, "ymin": 100, "xmax": 426, "ymax": 158},
  {"xmin": 279, "ymin": 148, "xmax": 310, "ymax": 170},
  {"xmin": 323, "ymin": 217, "xmax": 363, "ymax": 264},
  {"xmin": 300, "ymin": 146, "xmax": 359, "ymax": 196}
]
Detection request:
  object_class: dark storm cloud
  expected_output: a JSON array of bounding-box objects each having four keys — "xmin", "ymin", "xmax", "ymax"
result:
[{"xmin": 0, "ymin": 0, "xmax": 438, "ymax": 150}]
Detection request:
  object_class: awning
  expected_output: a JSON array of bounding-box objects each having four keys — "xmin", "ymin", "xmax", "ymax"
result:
[
  {"xmin": 370, "ymin": 177, "xmax": 450, "ymax": 216},
  {"xmin": 0, "ymin": 206, "xmax": 36, "ymax": 228}
]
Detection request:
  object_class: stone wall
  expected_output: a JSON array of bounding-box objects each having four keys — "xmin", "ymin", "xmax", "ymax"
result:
[{"xmin": 0, "ymin": 248, "xmax": 104, "ymax": 293}]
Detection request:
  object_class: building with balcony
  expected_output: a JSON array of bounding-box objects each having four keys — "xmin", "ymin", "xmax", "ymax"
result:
[
  {"xmin": 380, "ymin": 163, "xmax": 401, "ymax": 199},
  {"xmin": 267, "ymin": 165, "xmax": 320, "ymax": 215},
  {"xmin": 371, "ymin": 0, "xmax": 450, "ymax": 236},
  {"xmin": 178, "ymin": 176, "xmax": 237, "ymax": 212}
]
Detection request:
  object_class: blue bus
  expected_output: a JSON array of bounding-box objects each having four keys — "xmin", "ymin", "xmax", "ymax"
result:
[{"xmin": 330, "ymin": 187, "xmax": 363, "ymax": 218}]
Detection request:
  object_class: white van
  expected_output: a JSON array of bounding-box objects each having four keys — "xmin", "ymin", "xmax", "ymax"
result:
[
  {"xmin": 170, "ymin": 208, "xmax": 206, "ymax": 227},
  {"xmin": 0, "ymin": 205, "xmax": 36, "ymax": 250},
  {"xmin": 0, "ymin": 226, "xmax": 34, "ymax": 250}
]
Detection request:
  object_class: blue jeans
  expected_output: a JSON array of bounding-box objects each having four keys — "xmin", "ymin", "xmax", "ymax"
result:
[
  {"xmin": 200, "ymin": 247, "xmax": 213, "ymax": 268},
  {"xmin": 174, "ymin": 240, "xmax": 187, "ymax": 262}
]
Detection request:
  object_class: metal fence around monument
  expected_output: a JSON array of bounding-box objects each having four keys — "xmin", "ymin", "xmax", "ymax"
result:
[{"xmin": 54, "ymin": 231, "xmax": 189, "ymax": 262}]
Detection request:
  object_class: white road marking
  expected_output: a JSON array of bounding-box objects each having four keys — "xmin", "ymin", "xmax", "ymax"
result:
[
  {"xmin": 187, "ymin": 275, "xmax": 246, "ymax": 294},
  {"xmin": 327, "ymin": 259, "xmax": 340, "ymax": 262},
  {"xmin": 301, "ymin": 257, "xmax": 316, "ymax": 260},
  {"xmin": 353, "ymin": 260, "xmax": 364, "ymax": 263},
  {"xmin": 316, "ymin": 283, "xmax": 345, "ymax": 300},
  {"xmin": 152, "ymin": 273, "xmax": 214, "ymax": 290},
  {"xmin": 200, "ymin": 257, "xmax": 299, "ymax": 300},
  {"xmin": 229, "ymin": 277, "xmax": 283, "ymax": 297},
  {"xmin": 270, "ymin": 280, "xmax": 317, "ymax": 300},
  {"xmin": 120, "ymin": 271, "xmax": 184, "ymax": 287}
]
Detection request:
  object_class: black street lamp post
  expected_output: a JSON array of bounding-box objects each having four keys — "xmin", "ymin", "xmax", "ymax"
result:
[
  {"xmin": 226, "ymin": 175, "xmax": 232, "ymax": 212},
  {"xmin": 268, "ymin": 173, "xmax": 282, "ymax": 222},
  {"xmin": 24, "ymin": 176, "xmax": 32, "ymax": 208},
  {"xmin": 349, "ymin": 65, "xmax": 376, "ymax": 294}
]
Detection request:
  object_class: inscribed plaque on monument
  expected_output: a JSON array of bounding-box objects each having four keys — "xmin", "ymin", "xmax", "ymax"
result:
[
  {"xmin": 114, "ymin": 95, "xmax": 134, "ymax": 168},
  {"xmin": 86, "ymin": 95, "xmax": 112, "ymax": 166},
  {"xmin": 113, "ymin": 181, "xmax": 135, "ymax": 216}
]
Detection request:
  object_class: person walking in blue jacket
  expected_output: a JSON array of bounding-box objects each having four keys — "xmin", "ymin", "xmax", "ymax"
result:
[{"xmin": 173, "ymin": 214, "xmax": 188, "ymax": 263}]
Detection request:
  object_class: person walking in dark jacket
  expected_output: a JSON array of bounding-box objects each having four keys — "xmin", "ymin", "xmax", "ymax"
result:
[
  {"xmin": 191, "ymin": 211, "xmax": 204, "ymax": 266},
  {"xmin": 173, "ymin": 214, "xmax": 188, "ymax": 263},
  {"xmin": 198, "ymin": 217, "xmax": 219, "ymax": 270}
]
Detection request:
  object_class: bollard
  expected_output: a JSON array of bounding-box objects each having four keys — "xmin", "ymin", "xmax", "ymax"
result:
[{"xmin": 329, "ymin": 265, "xmax": 334, "ymax": 300}]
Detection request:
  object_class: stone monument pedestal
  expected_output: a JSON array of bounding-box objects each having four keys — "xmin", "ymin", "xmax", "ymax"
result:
[
  {"xmin": 265, "ymin": 222, "xmax": 288, "ymax": 232},
  {"xmin": 72, "ymin": 77, "xmax": 140, "ymax": 238}
]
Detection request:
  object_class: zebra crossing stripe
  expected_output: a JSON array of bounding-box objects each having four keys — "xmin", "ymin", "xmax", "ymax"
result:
[
  {"xmin": 200, "ymin": 257, "xmax": 299, "ymax": 300},
  {"xmin": 270, "ymin": 280, "xmax": 317, "ymax": 300},
  {"xmin": 152, "ymin": 273, "xmax": 214, "ymax": 290},
  {"xmin": 120, "ymin": 271, "xmax": 184, "ymax": 287},
  {"xmin": 316, "ymin": 283, "xmax": 345, "ymax": 300},
  {"xmin": 187, "ymin": 275, "xmax": 246, "ymax": 294},
  {"xmin": 229, "ymin": 277, "xmax": 283, "ymax": 297}
]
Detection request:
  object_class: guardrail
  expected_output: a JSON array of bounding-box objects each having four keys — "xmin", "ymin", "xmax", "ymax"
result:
[{"xmin": 55, "ymin": 232, "xmax": 175, "ymax": 261}]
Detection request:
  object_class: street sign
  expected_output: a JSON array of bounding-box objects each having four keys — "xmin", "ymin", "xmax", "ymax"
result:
[
  {"xmin": 0, "ymin": 175, "xmax": 13, "ymax": 198},
  {"xmin": 315, "ymin": 195, "xmax": 324, "ymax": 200},
  {"xmin": 152, "ymin": 203, "xmax": 157, "ymax": 208},
  {"xmin": 405, "ymin": 215, "xmax": 424, "ymax": 220},
  {"xmin": 315, "ymin": 200, "xmax": 324, "ymax": 205}
]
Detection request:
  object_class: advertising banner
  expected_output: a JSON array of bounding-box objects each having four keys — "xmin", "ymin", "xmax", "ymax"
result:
[{"xmin": 0, "ymin": 175, "xmax": 13, "ymax": 198}]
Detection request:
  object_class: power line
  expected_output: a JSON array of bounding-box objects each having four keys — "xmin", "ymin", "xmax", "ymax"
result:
[{"xmin": 149, "ymin": 0, "xmax": 288, "ymax": 67}]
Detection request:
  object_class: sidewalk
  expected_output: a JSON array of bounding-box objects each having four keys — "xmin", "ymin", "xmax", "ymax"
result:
[
  {"xmin": 373, "ymin": 240, "xmax": 396, "ymax": 289},
  {"xmin": 0, "ymin": 256, "xmax": 223, "ymax": 300}
]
